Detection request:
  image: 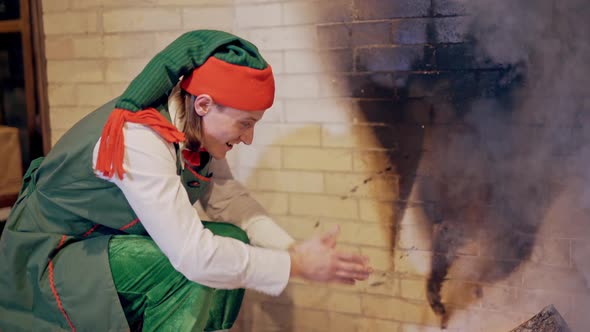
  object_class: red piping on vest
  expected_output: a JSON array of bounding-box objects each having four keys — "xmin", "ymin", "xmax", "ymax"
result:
[
  {"xmin": 49, "ymin": 255, "xmax": 76, "ymax": 331},
  {"xmin": 120, "ymin": 218, "xmax": 140, "ymax": 231}
]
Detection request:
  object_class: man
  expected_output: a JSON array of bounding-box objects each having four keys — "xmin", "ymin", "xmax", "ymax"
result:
[{"xmin": 0, "ymin": 30, "xmax": 372, "ymax": 331}]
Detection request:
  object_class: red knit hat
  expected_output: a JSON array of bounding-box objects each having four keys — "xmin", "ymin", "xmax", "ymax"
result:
[
  {"xmin": 180, "ymin": 56, "xmax": 275, "ymax": 111},
  {"xmin": 97, "ymin": 30, "xmax": 276, "ymax": 179}
]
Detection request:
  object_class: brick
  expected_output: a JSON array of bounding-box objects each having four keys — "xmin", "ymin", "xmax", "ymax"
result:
[
  {"xmin": 105, "ymin": 58, "xmax": 150, "ymax": 83},
  {"xmin": 48, "ymin": 84, "xmax": 76, "ymax": 107},
  {"xmin": 182, "ymin": 7, "xmax": 234, "ymax": 30},
  {"xmin": 392, "ymin": 18, "xmax": 428, "ymax": 44},
  {"xmin": 434, "ymin": 17, "xmax": 470, "ymax": 43},
  {"xmin": 317, "ymin": 219, "xmax": 391, "ymax": 247},
  {"xmin": 157, "ymin": 0, "xmax": 233, "ymax": 5},
  {"xmin": 361, "ymin": 294, "xmax": 440, "ymax": 324},
  {"xmin": 317, "ymin": 24, "xmax": 351, "ymax": 49},
  {"xmin": 351, "ymin": 22, "xmax": 392, "ymax": 47},
  {"xmin": 317, "ymin": 0, "xmax": 353, "ymax": 23},
  {"xmin": 433, "ymin": 0, "xmax": 469, "ymax": 16},
  {"xmin": 72, "ymin": 0, "xmax": 102, "ymax": 9},
  {"xmin": 236, "ymin": 4, "xmax": 281, "ymax": 28},
  {"xmin": 43, "ymin": 12, "xmax": 99, "ymax": 35},
  {"xmin": 573, "ymin": 240, "xmax": 590, "ymax": 281},
  {"xmin": 235, "ymin": 0, "xmax": 281, "ymax": 3},
  {"xmin": 395, "ymin": 72, "xmax": 478, "ymax": 99},
  {"xmin": 348, "ymin": 73, "xmax": 397, "ymax": 98},
  {"xmin": 71, "ymin": 36, "xmax": 104, "ymax": 59},
  {"xmin": 44, "ymin": 37, "xmax": 74, "ymax": 59},
  {"xmin": 282, "ymin": 2, "xmax": 320, "ymax": 25},
  {"xmin": 42, "ymin": 0, "xmax": 69, "ymax": 12},
  {"xmin": 360, "ymin": 247, "xmax": 391, "ymax": 271},
  {"xmin": 250, "ymin": 191, "xmax": 288, "ymax": 215},
  {"xmin": 322, "ymin": 49, "xmax": 354, "ymax": 73},
  {"xmin": 104, "ymin": 34, "xmax": 156, "ymax": 58},
  {"xmin": 103, "ymin": 9, "xmax": 182, "ymax": 33},
  {"xmin": 394, "ymin": 249, "xmax": 431, "ymax": 277},
  {"xmin": 285, "ymin": 98, "xmax": 353, "ymax": 123},
  {"xmin": 281, "ymin": 284, "xmax": 362, "ymax": 314},
  {"xmin": 324, "ymin": 173, "xmax": 399, "ymax": 200},
  {"xmin": 243, "ymin": 26, "xmax": 318, "ymax": 51},
  {"xmin": 476, "ymin": 310, "xmax": 527, "ymax": 332},
  {"xmin": 101, "ymin": 0, "xmax": 152, "ymax": 7},
  {"xmin": 321, "ymin": 124, "xmax": 394, "ymax": 149},
  {"xmin": 354, "ymin": 0, "xmax": 430, "ymax": 20},
  {"xmin": 478, "ymin": 231, "xmax": 535, "ymax": 261},
  {"xmin": 275, "ymin": 74, "xmax": 320, "ymax": 98},
  {"xmin": 290, "ymin": 194, "xmax": 358, "ymax": 219},
  {"xmin": 356, "ymin": 46, "xmax": 427, "ymax": 72},
  {"xmin": 435, "ymin": 43, "xmax": 507, "ymax": 70},
  {"xmin": 274, "ymin": 215, "xmax": 324, "ymax": 240},
  {"xmin": 154, "ymin": 31, "xmax": 186, "ymax": 51},
  {"xmin": 330, "ymin": 313, "xmax": 401, "ymax": 332},
  {"xmin": 283, "ymin": 147, "xmax": 353, "ymax": 171},
  {"xmin": 398, "ymin": 224, "xmax": 433, "ymax": 251},
  {"xmin": 251, "ymin": 302, "xmax": 331, "ymax": 331},
  {"xmin": 523, "ymin": 264, "xmax": 588, "ymax": 292},
  {"xmin": 364, "ymin": 272, "xmax": 399, "ymax": 296},
  {"xmin": 236, "ymin": 145, "xmax": 282, "ymax": 169},
  {"xmin": 447, "ymin": 256, "xmax": 523, "ymax": 286},
  {"xmin": 358, "ymin": 199, "xmax": 399, "ymax": 224},
  {"xmin": 400, "ymin": 278, "xmax": 425, "ymax": 301},
  {"xmin": 529, "ymin": 238, "xmax": 571, "ymax": 268},
  {"xmin": 481, "ymin": 285, "xmax": 517, "ymax": 311},
  {"xmin": 353, "ymin": 151, "xmax": 396, "ymax": 173},
  {"xmin": 547, "ymin": 207, "xmax": 590, "ymax": 239},
  {"xmin": 284, "ymin": 50, "xmax": 323, "ymax": 73},
  {"xmin": 513, "ymin": 289, "xmax": 571, "ymax": 316},
  {"xmin": 252, "ymin": 123, "xmax": 321, "ymax": 146},
  {"xmin": 315, "ymin": 73, "xmax": 354, "ymax": 98},
  {"xmin": 255, "ymin": 170, "xmax": 324, "ymax": 193},
  {"xmin": 47, "ymin": 60, "xmax": 104, "ymax": 83},
  {"xmin": 400, "ymin": 323, "xmax": 463, "ymax": 332},
  {"xmin": 353, "ymin": 100, "xmax": 402, "ymax": 125},
  {"xmin": 568, "ymin": 294, "xmax": 590, "ymax": 332},
  {"xmin": 76, "ymin": 84, "xmax": 121, "ymax": 108},
  {"xmin": 441, "ymin": 280, "xmax": 483, "ymax": 306}
]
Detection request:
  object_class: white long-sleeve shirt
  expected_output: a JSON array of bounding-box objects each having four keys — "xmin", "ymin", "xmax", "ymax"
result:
[{"xmin": 91, "ymin": 117, "xmax": 294, "ymax": 296}]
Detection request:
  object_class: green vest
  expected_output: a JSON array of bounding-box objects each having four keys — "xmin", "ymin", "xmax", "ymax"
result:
[{"xmin": 0, "ymin": 99, "xmax": 211, "ymax": 331}]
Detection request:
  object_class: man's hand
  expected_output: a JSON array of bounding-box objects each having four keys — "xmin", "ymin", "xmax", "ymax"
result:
[{"xmin": 288, "ymin": 225, "xmax": 373, "ymax": 285}]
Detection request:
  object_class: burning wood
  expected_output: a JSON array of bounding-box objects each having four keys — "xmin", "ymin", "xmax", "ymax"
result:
[{"xmin": 510, "ymin": 305, "xmax": 571, "ymax": 332}]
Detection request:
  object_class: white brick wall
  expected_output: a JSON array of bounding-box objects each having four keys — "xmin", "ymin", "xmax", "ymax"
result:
[{"xmin": 42, "ymin": 1, "xmax": 585, "ymax": 331}]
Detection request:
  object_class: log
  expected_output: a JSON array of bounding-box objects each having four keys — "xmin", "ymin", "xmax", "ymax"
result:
[{"xmin": 510, "ymin": 305, "xmax": 571, "ymax": 332}]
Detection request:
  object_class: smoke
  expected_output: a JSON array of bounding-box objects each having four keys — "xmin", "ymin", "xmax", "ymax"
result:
[{"xmin": 423, "ymin": 0, "xmax": 590, "ymax": 329}]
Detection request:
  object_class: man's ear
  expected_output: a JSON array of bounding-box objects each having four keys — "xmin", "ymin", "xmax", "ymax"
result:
[{"xmin": 194, "ymin": 94, "xmax": 213, "ymax": 116}]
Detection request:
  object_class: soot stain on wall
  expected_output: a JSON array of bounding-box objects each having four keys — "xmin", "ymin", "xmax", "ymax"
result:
[{"xmin": 318, "ymin": 0, "xmax": 590, "ymax": 328}]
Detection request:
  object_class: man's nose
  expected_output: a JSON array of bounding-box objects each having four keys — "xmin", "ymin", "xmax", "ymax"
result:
[{"xmin": 240, "ymin": 126, "xmax": 254, "ymax": 145}]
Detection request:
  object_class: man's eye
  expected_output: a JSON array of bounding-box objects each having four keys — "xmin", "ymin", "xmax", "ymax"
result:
[{"xmin": 241, "ymin": 122, "xmax": 253, "ymax": 128}]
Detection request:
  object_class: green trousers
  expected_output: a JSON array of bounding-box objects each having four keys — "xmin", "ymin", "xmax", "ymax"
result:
[{"xmin": 109, "ymin": 222, "xmax": 247, "ymax": 332}]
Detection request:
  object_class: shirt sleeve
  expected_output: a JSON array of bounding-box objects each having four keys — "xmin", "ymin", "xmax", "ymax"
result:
[
  {"xmin": 200, "ymin": 158, "xmax": 296, "ymax": 250},
  {"xmin": 92, "ymin": 123, "xmax": 290, "ymax": 296}
]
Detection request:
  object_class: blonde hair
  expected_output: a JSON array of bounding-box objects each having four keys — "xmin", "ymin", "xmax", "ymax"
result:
[{"xmin": 169, "ymin": 84, "xmax": 202, "ymax": 151}]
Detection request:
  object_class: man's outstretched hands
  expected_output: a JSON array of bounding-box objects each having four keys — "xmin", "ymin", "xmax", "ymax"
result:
[{"xmin": 288, "ymin": 225, "xmax": 373, "ymax": 285}]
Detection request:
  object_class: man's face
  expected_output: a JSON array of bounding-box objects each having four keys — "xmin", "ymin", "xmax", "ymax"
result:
[{"xmin": 200, "ymin": 103, "xmax": 265, "ymax": 159}]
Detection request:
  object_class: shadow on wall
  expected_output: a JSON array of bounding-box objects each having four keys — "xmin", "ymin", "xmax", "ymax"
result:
[{"xmin": 320, "ymin": 0, "xmax": 590, "ymax": 329}]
